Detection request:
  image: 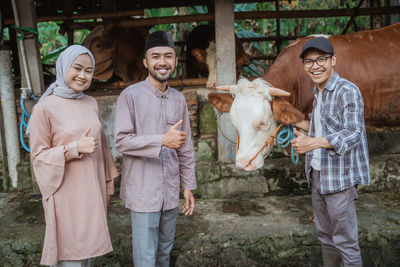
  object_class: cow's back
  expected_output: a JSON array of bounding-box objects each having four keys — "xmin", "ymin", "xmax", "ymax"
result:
[
  {"xmin": 264, "ymin": 23, "xmax": 400, "ymax": 126},
  {"xmin": 332, "ymin": 23, "xmax": 400, "ymax": 126}
]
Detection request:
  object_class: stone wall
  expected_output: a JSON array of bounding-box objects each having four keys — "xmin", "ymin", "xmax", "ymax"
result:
[
  {"xmin": 7, "ymin": 86, "xmax": 400, "ymax": 195},
  {"xmin": 93, "ymin": 86, "xmax": 400, "ymax": 198}
]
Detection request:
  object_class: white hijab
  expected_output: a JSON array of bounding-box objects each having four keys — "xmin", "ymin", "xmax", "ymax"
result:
[{"xmin": 26, "ymin": 45, "xmax": 95, "ymax": 134}]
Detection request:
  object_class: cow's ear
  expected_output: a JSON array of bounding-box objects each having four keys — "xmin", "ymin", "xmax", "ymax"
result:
[
  {"xmin": 208, "ymin": 93, "xmax": 234, "ymax": 113},
  {"xmin": 192, "ymin": 49, "xmax": 207, "ymax": 63},
  {"xmin": 271, "ymin": 97, "xmax": 305, "ymax": 125}
]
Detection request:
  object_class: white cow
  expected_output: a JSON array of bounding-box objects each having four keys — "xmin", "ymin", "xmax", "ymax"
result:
[{"xmin": 208, "ymin": 78, "xmax": 306, "ymax": 171}]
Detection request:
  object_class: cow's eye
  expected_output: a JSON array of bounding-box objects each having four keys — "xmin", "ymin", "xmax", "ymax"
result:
[
  {"xmin": 257, "ymin": 122, "xmax": 265, "ymax": 129},
  {"xmin": 259, "ymin": 122, "xmax": 269, "ymax": 130}
]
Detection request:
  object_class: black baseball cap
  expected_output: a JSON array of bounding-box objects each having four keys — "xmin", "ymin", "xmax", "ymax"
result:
[
  {"xmin": 300, "ymin": 37, "xmax": 334, "ymax": 58},
  {"xmin": 145, "ymin": 31, "xmax": 176, "ymax": 53}
]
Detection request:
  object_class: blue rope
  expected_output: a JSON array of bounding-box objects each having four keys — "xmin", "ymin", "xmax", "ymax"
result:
[
  {"xmin": 276, "ymin": 125, "xmax": 299, "ymax": 164},
  {"xmin": 20, "ymin": 96, "xmax": 33, "ymax": 152}
]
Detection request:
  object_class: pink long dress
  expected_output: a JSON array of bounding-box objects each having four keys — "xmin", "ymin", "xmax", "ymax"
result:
[{"xmin": 29, "ymin": 94, "xmax": 119, "ymax": 266}]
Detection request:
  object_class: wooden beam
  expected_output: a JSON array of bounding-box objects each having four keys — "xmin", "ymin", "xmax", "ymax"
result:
[
  {"xmin": 4, "ymin": 9, "xmax": 145, "ymax": 25},
  {"xmin": 42, "ymin": 6, "xmax": 400, "ymax": 30},
  {"xmin": 234, "ymin": 7, "xmax": 400, "ymax": 20},
  {"xmin": 239, "ymin": 36, "xmax": 300, "ymax": 42},
  {"xmin": 90, "ymin": 78, "xmax": 208, "ymax": 91}
]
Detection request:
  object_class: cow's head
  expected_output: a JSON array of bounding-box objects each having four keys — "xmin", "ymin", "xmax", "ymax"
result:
[
  {"xmin": 192, "ymin": 41, "xmax": 251, "ymax": 89},
  {"xmin": 83, "ymin": 24, "xmax": 116, "ymax": 81},
  {"xmin": 208, "ymin": 78, "xmax": 304, "ymax": 171},
  {"xmin": 84, "ymin": 24, "xmax": 148, "ymax": 82}
]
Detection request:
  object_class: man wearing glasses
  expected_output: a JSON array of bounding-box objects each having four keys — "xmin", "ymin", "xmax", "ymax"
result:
[{"xmin": 291, "ymin": 37, "xmax": 370, "ymax": 267}]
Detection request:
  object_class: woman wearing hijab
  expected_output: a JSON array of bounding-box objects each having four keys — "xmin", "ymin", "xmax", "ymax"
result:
[{"xmin": 29, "ymin": 45, "xmax": 119, "ymax": 266}]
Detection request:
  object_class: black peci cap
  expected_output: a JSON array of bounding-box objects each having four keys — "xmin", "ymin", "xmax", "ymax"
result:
[
  {"xmin": 300, "ymin": 37, "xmax": 334, "ymax": 58},
  {"xmin": 145, "ymin": 31, "xmax": 176, "ymax": 53}
]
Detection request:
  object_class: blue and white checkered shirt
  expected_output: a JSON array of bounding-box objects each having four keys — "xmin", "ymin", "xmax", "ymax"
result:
[{"xmin": 305, "ymin": 72, "xmax": 370, "ymax": 194}]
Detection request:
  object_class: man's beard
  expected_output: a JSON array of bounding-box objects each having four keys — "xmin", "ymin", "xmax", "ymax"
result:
[{"xmin": 148, "ymin": 66, "xmax": 174, "ymax": 82}]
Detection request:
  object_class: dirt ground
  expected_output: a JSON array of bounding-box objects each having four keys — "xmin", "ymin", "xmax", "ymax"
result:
[{"xmin": 1, "ymin": 191, "xmax": 399, "ymax": 266}]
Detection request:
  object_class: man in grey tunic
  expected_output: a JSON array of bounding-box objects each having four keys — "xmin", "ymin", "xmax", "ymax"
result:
[{"xmin": 114, "ymin": 31, "xmax": 197, "ymax": 267}]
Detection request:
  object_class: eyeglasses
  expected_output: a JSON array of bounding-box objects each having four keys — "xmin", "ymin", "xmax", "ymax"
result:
[{"xmin": 302, "ymin": 55, "xmax": 332, "ymax": 68}]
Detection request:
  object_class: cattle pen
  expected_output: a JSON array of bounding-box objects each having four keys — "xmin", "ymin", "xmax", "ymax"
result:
[{"xmin": 0, "ymin": 0, "xmax": 400, "ymax": 266}]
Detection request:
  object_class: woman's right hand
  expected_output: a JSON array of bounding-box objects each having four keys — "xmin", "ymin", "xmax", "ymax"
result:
[{"xmin": 77, "ymin": 128, "xmax": 98, "ymax": 154}]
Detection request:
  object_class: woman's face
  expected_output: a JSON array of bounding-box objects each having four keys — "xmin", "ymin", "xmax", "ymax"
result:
[{"xmin": 65, "ymin": 54, "xmax": 94, "ymax": 92}]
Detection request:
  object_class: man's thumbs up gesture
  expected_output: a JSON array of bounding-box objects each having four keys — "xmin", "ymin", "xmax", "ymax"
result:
[
  {"xmin": 162, "ymin": 120, "xmax": 187, "ymax": 149},
  {"xmin": 77, "ymin": 128, "xmax": 98, "ymax": 154},
  {"xmin": 291, "ymin": 128, "xmax": 315, "ymax": 154},
  {"xmin": 291, "ymin": 128, "xmax": 331, "ymax": 154}
]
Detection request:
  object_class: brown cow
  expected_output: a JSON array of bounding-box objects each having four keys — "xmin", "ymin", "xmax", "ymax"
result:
[
  {"xmin": 186, "ymin": 24, "xmax": 251, "ymax": 89},
  {"xmin": 83, "ymin": 23, "xmax": 148, "ymax": 82},
  {"xmin": 211, "ymin": 22, "xmax": 400, "ymax": 126},
  {"xmin": 209, "ymin": 23, "xmax": 400, "ymax": 171}
]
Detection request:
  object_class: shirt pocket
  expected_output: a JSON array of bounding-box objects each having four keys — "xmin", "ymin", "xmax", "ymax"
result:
[
  {"xmin": 324, "ymin": 114, "xmax": 342, "ymax": 134},
  {"xmin": 166, "ymin": 101, "xmax": 181, "ymax": 126}
]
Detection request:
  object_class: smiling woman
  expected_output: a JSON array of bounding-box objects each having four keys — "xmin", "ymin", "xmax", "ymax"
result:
[
  {"xmin": 65, "ymin": 53, "xmax": 94, "ymax": 92},
  {"xmin": 28, "ymin": 45, "xmax": 118, "ymax": 266}
]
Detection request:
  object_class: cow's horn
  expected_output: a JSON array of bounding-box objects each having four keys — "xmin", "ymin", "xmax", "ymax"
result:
[
  {"xmin": 269, "ymin": 87, "xmax": 291, "ymax": 96},
  {"xmin": 215, "ymin": 85, "xmax": 232, "ymax": 92}
]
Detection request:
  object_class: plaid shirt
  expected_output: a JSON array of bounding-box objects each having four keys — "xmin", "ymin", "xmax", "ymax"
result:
[{"xmin": 305, "ymin": 72, "xmax": 370, "ymax": 194}]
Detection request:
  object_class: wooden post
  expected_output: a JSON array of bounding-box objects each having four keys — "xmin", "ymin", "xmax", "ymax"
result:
[
  {"xmin": 0, "ymin": 98, "xmax": 9, "ymax": 192},
  {"xmin": 11, "ymin": 0, "xmax": 44, "ymax": 193},
  {"xmin": 0, "ymin": 51, "xmax": 20, "ymax": 188},
  {"xmin": 370, "ymin": 0, "xmax": 375, "ymax": 29},
  {"xmin": 215, "ymin": 0, "xmax": 236, "ymax": 163},
  {"xmin": 275, "ymin": 0, "xmax": 281, "ymax": 55},
  {"xmin": 11, "ymin": 0, "xmax": 45, "ymax": 97},
  {"xmin": 389, "ymin": 0, "xmax": 400, "ymax": 24}
]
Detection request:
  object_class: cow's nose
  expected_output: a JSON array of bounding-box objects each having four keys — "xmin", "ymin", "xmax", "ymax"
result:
[
  {"xmin": 236, "ymin": 159, "xmax": 249, "ymax": 170},
  {"xmin": 244, "ymin": 164, "xmax": 257, "ymax": 172}
]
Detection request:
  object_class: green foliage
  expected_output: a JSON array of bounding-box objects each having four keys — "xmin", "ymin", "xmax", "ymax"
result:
[
  {"xmin": 35, "ymin": 1, "xmax": 382, "ymax": 76},
  {"xmin": 37, "ymin": 22, "xmax": 67, "ymax": 64},
  {"xmin": 232, "ymin": 1, "xmax": 372, "ymax": 75},
  {"xmin": 37, "ymin": 22, "xmax": 90, "ymax": 65},
  {"xmin": 2, "ymin": 28, "xmax": 10, "ymax": 41}
]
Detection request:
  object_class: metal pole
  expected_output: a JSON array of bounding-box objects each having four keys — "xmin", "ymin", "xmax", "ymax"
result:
[{"xmin": 0, "ymin": 50, "xmax": 20, "ymax": 188}]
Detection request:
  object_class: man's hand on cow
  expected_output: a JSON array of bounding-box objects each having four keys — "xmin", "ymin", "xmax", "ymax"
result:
[
  {"xmin": 181, "ymin": 190, "xmax": 195, "ymax": 216},
  {"xmin": 162, "ymin": 120, "xmax": 187, "ymax": 149},
  {"xmin": 291, "ymin": 128, "xmax": 332, "ymax": 154}
]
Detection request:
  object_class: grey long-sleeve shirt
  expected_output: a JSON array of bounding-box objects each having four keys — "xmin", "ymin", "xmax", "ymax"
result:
[{"xmin": 114, "ymin": 78, "xmax": 197, "ymax": 212}]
